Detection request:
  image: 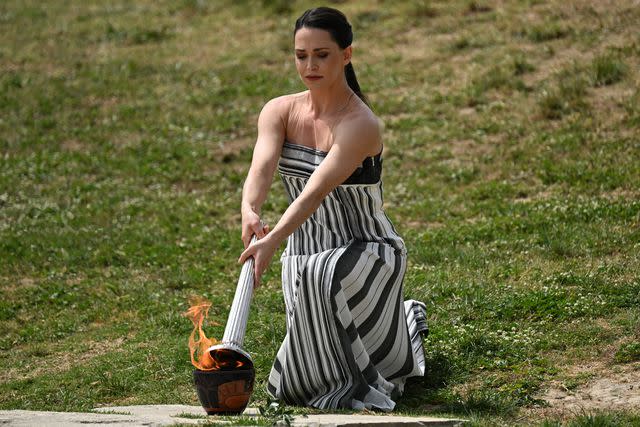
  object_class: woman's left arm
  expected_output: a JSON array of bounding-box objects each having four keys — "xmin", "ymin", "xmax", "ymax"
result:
[{"xmin": 238, "ymin": 115, "xmax": 381, "ymax": 287}]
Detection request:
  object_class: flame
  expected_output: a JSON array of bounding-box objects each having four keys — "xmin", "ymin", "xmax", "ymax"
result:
[
  {"xmin": 184, "ymin": 297, "xmax": 220, "ymax": 371},
  {"xmin": 184, "ymin": 297, "xmax": 250, "ymax": 371}
]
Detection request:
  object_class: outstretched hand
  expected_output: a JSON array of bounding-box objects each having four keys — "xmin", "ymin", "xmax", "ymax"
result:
[{"xmin": 238, "ymin": 232, "xmax": 279, "ymax": 288}]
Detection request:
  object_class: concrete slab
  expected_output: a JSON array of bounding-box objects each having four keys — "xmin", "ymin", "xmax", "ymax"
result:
[
  {"xmin": 287, "ymin": 413, "xmax": 466, "ymax": 427},
  {"xmin": 0, "ymin": 405, "xmax": 202, "ymax": 426},
  {"xmin": 0, "ymin": 405, "xmax": 466, "ymax": 426}
]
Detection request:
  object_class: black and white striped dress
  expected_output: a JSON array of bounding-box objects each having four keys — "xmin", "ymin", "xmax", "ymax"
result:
[{"xmin": 267, "ymin": 140, "xmax": 428, "ymax": 411}]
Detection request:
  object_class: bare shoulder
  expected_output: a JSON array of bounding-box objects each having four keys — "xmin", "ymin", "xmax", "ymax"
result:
[
  {"xmin": 334, "ymin": 103, "xmax": 382, "ymax": 156},
  {"xmin": 260, "ymin": 94, "xmax": 289, "ymax": 116},
  {"xmin": 260, "ymin": 91, "xmax": 307, "ymax": 121}
]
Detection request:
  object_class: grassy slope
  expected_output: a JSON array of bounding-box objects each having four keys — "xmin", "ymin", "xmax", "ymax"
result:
[{"xmin": 1, "ymin": 0, "xmax": 639, "ymax": 425}]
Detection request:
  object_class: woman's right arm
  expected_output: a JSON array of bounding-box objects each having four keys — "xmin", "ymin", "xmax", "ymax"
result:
[{"xmin": 240, "ymin": 96, "xmax": 288, "ymax": 248}]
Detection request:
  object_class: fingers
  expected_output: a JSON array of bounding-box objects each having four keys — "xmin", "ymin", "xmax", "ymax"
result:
[
  {"xmin": 254, "ymin": 223, "xmax": 265, "ymax": 239},
  {"xmin": 244, "ymin": 221, "xmax": 266, "ymax": 246},
  {"xmin": 238, "ymin": 244, "xmax": 254, "ymax": 265},
  {"xmin": 238, "ymin": 234, "xmax": 271, "ymax": 289},
  {"xmin": 241, "ymin": 224, "xmax": 255, "ymax": 248},
  {"xmin": 254, "ymin": 263, "xmax": 261, "ymax": 288},
  {"xmin": 238, "ymin": 246, "xmax": 261, "ymax": 288},
  {"xmin": 255, "ymin": 223, "xmax": 269, "ymax": 242},
  {"xmin": 254, "ymin": 257, "xmax": 267, "ymax": 289},
  {"xmin": 241, "ymin": 210, "xmax": 261, "ymax": 247}
]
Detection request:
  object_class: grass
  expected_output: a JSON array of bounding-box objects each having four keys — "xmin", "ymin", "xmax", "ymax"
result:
[
  {"xmin": 539, "ymin": 411, "xmax": 640, "ymax": 427},
  {"xmin": 1, "ymin": 0, "xmax": 639, "ymax": 426},
  {"xmin": 590, "ymin": 53, "xmax": 628, "ymax": 87},
  {"xmin": 614, "ymin": 342, "xmax": 640, "ymax": 364}
]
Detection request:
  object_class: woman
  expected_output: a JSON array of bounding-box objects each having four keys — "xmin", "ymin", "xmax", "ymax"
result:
[{"xmin": 237, "ymin": 7, "xmax": 428, "ymax": 411}]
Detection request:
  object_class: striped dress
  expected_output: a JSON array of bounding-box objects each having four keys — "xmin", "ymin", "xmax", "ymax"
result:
[{"xmin": 267, "ymin": 140, "xmax": 428, "ymax": 412}]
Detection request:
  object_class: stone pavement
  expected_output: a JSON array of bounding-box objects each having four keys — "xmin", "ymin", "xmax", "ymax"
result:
[{"xmin": 0, "ymin": 404, "xmax": 466, "ymax": 426}]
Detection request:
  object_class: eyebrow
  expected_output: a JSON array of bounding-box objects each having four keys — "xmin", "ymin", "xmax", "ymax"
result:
[{"xmin": 295, "ymin": 47, "xmax": 330, "ymax": 52}]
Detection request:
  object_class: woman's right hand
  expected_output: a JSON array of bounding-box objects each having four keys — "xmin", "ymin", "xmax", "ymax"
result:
[{"xmin": 241, "ymin": 209, "xmax": 270, "ymax": 249}]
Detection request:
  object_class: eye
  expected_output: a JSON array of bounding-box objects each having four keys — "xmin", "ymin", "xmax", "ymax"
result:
[
  {"xmin": 318, "ymin": 53, "xmax": 328, "ymax": 58},
  {"xmin": 296, "ymin": 55, "xmax": 307, "ymax": 60}
]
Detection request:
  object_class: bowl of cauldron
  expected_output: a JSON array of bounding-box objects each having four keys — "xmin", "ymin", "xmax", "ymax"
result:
[{"xmin": 193, "ymin": 347, "xmax": 255, "ymax": 415}]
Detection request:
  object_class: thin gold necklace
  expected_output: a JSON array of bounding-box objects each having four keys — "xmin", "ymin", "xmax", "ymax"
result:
[
  {"xmin": 334, "ymin": 91, "xmax": 356, "ymax": 115},
  {"xmin": 311, "ymin": 91, "xmax": 356, "ymax": 151}
]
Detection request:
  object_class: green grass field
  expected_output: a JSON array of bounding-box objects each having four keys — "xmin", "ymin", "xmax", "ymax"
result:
[{"xmin": 1, "ymin": 0, "xmax": 639, "ymax": 425}]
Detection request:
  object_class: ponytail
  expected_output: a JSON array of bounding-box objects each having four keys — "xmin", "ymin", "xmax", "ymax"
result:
[{"xmin": 344, "ymin": 62, "xmax": 369, "ymax": 107}]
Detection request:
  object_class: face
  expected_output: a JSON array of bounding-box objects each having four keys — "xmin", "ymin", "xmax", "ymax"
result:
[{"xmin": 294, "ymin": 27, "xmax": 352, "ymax": 88}]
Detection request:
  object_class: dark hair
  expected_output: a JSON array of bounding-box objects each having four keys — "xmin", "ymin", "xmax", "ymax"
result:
[{"xmin": 294, "ymin": 7, "xmax": 369, "ymax": 107}]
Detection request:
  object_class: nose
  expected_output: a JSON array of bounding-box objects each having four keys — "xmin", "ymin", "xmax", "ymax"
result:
[{"xmin": 306, "ymin": 57, "xmax": 319, "ymax": 71}]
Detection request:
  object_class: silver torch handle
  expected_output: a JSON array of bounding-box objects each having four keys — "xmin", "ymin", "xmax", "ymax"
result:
[{"xmin": 221, "ymin": 234, "xmax": 258, "ymax": 349}]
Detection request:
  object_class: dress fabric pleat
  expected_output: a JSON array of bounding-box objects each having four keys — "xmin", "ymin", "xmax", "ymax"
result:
[{"xmin": 267, "ymin": 141, "xmax": 428, "ymax": 411}]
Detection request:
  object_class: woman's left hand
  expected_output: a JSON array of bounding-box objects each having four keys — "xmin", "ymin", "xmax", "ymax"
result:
[{"xmin": 237, "ymin": 233, "xmax": 279, "ymax": 288}]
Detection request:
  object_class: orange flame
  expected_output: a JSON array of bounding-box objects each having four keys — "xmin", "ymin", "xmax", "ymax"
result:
[
  {"xmin": 185, "ymin": 296, "xmax": 251, "ymax": 371},
  {"xmin": 184, "ymin": 297, "xmax": 220, "ymax": 371}
]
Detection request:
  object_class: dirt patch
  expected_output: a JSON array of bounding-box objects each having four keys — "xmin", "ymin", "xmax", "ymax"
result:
[
  {"xmin": 61, "ymin": 139, "xmax": 85, "ymax": 152},
  {"xmin": 589, "ymin": 84, "xmax": 637, "ymax": 130},
  {"xmin": 82, "ymin": 95, "xmax": 119, "ymax": 114},
  {"xmin": 449, "ymin": 138, "xmax": 495, "ymax": 160},
  {"xmin": 209, "ymin": 136, "xmax": 255, "ymax": 162},
  {"xmin": 1, "ymin": 276, "xmax": 40, "ymax": 295},
  {"xmin": 520, "ymin": 46, "xmax": 589, "ymax": 88},
  {"xmin": 545, "ymin": 373, "xmax": 640, "ymax": 410},
  {"xmin": 405, "ymin": 220, "xmax": 446, "ymax": 230},
  {"xmin": 393, "ymin": 27, "xmax": 443, "ymax": 63},
  {"xmin": 526, "ymin": 361, "xmax": 640, "ymax": 420},
  {"xmin": 111, "ymin": 130, "xmax": 145, "ymax": 151}
]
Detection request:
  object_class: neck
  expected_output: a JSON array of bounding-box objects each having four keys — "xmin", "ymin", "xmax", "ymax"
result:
[{"xmin": 307, "ymin": 79, "xmax": 354, "ymax": 118}]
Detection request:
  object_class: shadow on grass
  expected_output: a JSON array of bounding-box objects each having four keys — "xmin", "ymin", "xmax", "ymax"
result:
[
  {"xmin": 397, "ymin": 351, "xmax": 531, "ymax": 418},
  {"xmin": 395, "ymin": 352, "xmax": 458, "ymax": 412}
]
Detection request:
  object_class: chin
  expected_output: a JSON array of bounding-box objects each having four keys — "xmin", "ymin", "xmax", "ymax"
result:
[{"xmin": 302, "ymin": 80, "xmax": 327, "ymax": 89}]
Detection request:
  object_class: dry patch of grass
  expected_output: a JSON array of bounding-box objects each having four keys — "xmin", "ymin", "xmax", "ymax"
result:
[
  {"xmin": 449, "ymin": 138, "xmax": 491, "ymax": 159},
  {"xmin": 590, "ymin": 84, "xmax": 636, "ymax": 126},
  {"xmin": 110, "ymin": 130, "xmax": 146, "ymax": 152},
  {"xmin": 530, "ymin": 361, "xmax": 640, "ymax": 421},
  {"xmin": 1, "ymin": 277, "xmax": 39, "ymax": 296},
  {"xmin": 0, "ymin": 337, "xmax": 128, "ymax": 384},
  {"xmin": 514, "ymin": 323, "xmax": 640, "ymax": 421}
]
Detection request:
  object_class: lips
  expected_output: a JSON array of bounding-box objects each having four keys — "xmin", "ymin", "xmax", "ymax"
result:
[{"xmin": 306, "ymin": 75, "xmax": 323, "ymax": 80}]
